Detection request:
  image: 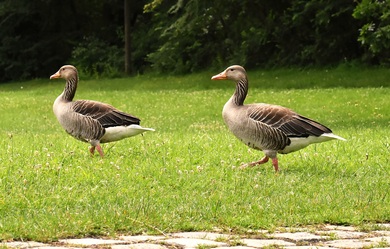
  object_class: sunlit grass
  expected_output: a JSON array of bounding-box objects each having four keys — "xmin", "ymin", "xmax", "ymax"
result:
[{"xmin": 0, "ymin": 66, "xmax": 389, "ymax": 241}]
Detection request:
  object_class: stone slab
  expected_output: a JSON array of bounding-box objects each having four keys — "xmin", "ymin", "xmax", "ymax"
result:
[
  {"xmin": 241, "ymin": 238, "xmax": 295, "ymax": 247},
  {"xmin": 272, "ymin": 232, "xmax": 329, "ymax": 242},
  {"xmin": 325, "ymin": 239, "xmax": 375, "ymax": 248},
  {"xmin": 324, "ymin": 225, "xmax": 357, "ymax": 231},
  {"xmin": 2, "ymin": 241, "xmax": 48, "ymax": 248},
  {"xmin": 218, "ymin": 247, "xmax": 255, "ymax": 249},
  {"xmin": 112, "ymin": 243, "xmax": 168, "ymax": 249},
  {"xmin": 36, "ymin": 247, "xmax": 84, "ymax": 249},
  {"xmin": 367, "ymin": 236, "xmax": 390, "ymax": 241},
  {"xmin": 367, "ymin": 236, "xmax": 390, "ymax": 245},
  {"xmin": 285, "ymin": 247, "xmax": 337, "ymax": 249},
  {"xmin": 59, "ymin": 238, "xmax": 125, "ymax": 246},
  {"xmin": 375, "ymin": 231, "xmax": 390, "ymax": 236},
  {"xmin": 164, "ymin": 238, "xmax": 227, "ymax": 248},
  {"xmin": 119, "ymin": 235, "xmax": 166, "ymax": 242},
  {"xmin": 171, "ymin": 231, "xmax": 231, "ymax": 240},
  {"xmin": 317, "ymin": 229, "xmax": 366, "ymax": 239}
]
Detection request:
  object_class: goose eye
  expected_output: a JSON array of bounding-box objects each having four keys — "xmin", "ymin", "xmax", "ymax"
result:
[{"xmin": 230, "ymin": 69, "xmax": 234, "ymax": 71}]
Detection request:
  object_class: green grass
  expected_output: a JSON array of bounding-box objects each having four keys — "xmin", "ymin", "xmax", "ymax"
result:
[{"xmin": 0, "ymin": 66, "xmax": 389, "ymax": 241}]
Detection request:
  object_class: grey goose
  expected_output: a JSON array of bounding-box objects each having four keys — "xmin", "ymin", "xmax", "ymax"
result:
[
  {"xmin": 50, "ymin": 65, "xmax": 154, "ymax": 157},
  {"xmin": 211, "ymin": 65, "xmax": 345, "ymax": 172}
]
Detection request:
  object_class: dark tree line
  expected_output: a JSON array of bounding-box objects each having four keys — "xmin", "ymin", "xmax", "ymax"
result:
[{"xmin": 0, "ymin": 0, "xmax": 389, "ymax": 82}]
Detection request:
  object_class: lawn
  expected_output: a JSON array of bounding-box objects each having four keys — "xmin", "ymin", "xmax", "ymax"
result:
[{"xmin": 0, "ymin": 66, "xmax": 389, "ymax": 241}]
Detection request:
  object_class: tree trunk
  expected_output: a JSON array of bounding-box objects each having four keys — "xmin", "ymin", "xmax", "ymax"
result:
[{"xmin": 124, "ymin": 0, "xmax": 132, "ymax": 75}]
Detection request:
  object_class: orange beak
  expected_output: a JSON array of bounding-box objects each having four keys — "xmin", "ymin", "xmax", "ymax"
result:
[
  {"xmin": 50, "ymin": 71, "xmax": 61, "ymax": 79},
  {"xmin": 211, "ymin": 70, "xmax": 227, "ymax": 80}
]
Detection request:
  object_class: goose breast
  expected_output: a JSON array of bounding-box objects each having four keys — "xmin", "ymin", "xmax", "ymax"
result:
[{"xmin": 223, "ymin": 100, "xmax": 290, "ymax": 152}]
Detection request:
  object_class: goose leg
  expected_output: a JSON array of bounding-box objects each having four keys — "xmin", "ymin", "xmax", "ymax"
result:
[
  {"xmin": 89, "ymin": 146, "xmax": 95, "ymax": 156},
  {"xmin": 240, "ymin": 156, "xmax": 269, "ymax": 169},
  {"xmin": 240, "ymin": 156, "xmax": 279, "ymax": 172},
  {"xmin": 96, "ymin": 144, "xmax": 104, "ymax": 158},
  {"xmin": 271, "ymin": 158, "xmax": 279, "ymax": 172},
  {"xmin": 89, "ymin": 141, "xmax": 104, "ymax": 158}
]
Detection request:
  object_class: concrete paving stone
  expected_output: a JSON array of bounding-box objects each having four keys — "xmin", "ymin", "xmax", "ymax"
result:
[
  {"xmin": 324, "ymin": 225, "xmax": 357, "ymax": 231},
  {"xmin": 271, "ymin": 232, "xmax": 329, "ymax": 242},
  {"xmin": 280, "ymin": 227, "xmax": 311, "ymax": 233},
  {"xmin": 7, "ymin": 224, "xmax": 390, "ymax": 249},
  {"xmin": 59, "ymin": 238, "xmax": 125, "ymax": 246},
  {"xmin": 324, "ymin": 239, "xmax": 375, "ymax": 248},
  {"xmin": 170, "ymin": 231, "xmax": 231, "ymax": 240},
  {"xmin": 241, "ymin": 238, "xmax": 295, "ymax": 247},
  {"xmin": 366, "ymin": 236, "xmax": 390, "ymax": 244},
  {"xmin": 112, "ymin": 243, "xmax": 168, "ymax": 249},
  {"xmin": 119, "ymin": 235, "xmax": 166, "ymax": 242},
  {"xmin": 374, "ymin": 231, "xmax": 390, "ymax": 236},
  {"xmin": 285, "ymin": 246, "xmax": 338, "ymax": 249},
  {"xmin": 164, "ymin": 238, "xmax": 227, "ymax": 248},
  {"xmin": 246, "ymin": 229, "xmax": 269, "ymax": 234},
  {"xmin": 35, "ymin": 247, "xmax": 84, "ymax": 249},
  {"xmin": 2, "ymin": 241, "xmax": 48, "ymax": 248},
  {"xmin": 218, "ymin": 247, "xmax": 256, "ymax": 249},
  {"xmin": 316, "ymin": 229, "xmax": 366, "ymax": 239}
]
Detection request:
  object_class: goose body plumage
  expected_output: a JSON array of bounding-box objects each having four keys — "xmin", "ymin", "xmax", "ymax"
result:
[
  {"xmin": 50, "ymin": 65, "xmax": 154, "ymax": 157},
  {"xmin": 212, "ymin": 65, "xmax": 345, "ymax": 171}
]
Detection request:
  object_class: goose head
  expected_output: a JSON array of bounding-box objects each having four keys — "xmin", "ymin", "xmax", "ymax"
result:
[
  {"xmin": 50, "ymin": 65, "xmax": 78, "ymax": 80},
  {"xmin": 211, "ymin": 65, "xmax": 247, "ymax": 82}
]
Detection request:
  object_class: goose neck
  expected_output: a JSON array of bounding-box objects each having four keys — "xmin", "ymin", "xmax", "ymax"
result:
[
  {"xmin": 62, "ymin": 76, "xmax": 78, "ymax": 101},
  {"xmin": 232, "ymin": 78, "xmax": 248, "ymax": 106}
]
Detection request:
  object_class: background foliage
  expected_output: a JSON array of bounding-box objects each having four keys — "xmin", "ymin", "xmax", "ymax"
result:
[
  {"xmin": 0, "ymin": 0, "xmax": 389, "ymax": 81},
  {"xmin": 353, "ymin": 0, "xmax": 390, "ymax": 64}
]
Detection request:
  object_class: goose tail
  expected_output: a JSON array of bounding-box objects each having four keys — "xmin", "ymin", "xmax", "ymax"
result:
[
  {"xmin": 101, "ymin": 124, "xmax": 155, "ymax": 143},
  {"xmin": 128, "ymin": 124, "xmax": 155, "ymax": 132},
  {"xmin": 322, "ymin": 133, "xmax": 346, "ymax": 141}
]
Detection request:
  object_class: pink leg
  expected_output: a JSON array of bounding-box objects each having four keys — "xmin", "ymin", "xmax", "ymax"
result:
[
  {"xmin": 240, "ymin": 156, "xmax": 279, "ymax": 172},
  {"xmin": 271, "ymin": 157, "xmax": 279, "ymax": 172},
  {"xmin": 89, "ymin": 146, "xmax": 95, "ymax": 156},
  {"xmin": 240, "ymin": 156, "xmax": 269, "ymax": 169},
  {"xmin": 96, "ymin": 144, "xmax": 104, "ymax": 158}
]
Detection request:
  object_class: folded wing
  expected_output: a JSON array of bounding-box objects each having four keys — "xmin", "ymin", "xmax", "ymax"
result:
[
  {"xmin": 72, "ymin": 100, "xmax": 140, "ymax": 128},
  {"xmin": 248, "ymin": 104, "xmax": 333, "ymax": 138}
]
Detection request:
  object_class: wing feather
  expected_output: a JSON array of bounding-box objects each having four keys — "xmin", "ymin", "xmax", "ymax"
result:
[
  {"xmin": 248, "ymin": 104, "xmax": 332, "ymax": 138},
  {"xmin": 72, "ymin": 100, "xmax": 140, "ymax": 128}
]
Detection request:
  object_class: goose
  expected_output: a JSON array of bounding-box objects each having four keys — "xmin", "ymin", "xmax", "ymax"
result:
[
  {"xmin": 211, "ymin": 65, "xmax": 345, "ymax": 172},
  {"xmin": 50, "ymin": 65, "xmax": 154, "ymax": 157}
]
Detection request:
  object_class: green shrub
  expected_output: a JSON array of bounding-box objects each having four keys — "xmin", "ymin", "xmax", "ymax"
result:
[
  {"xmin": 71, "ymin": 37, "xmax": 123, "ymax": 78},
  {"xmin": 353, "ymin": 0, "xmax": 390, "ymax": 65}
]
